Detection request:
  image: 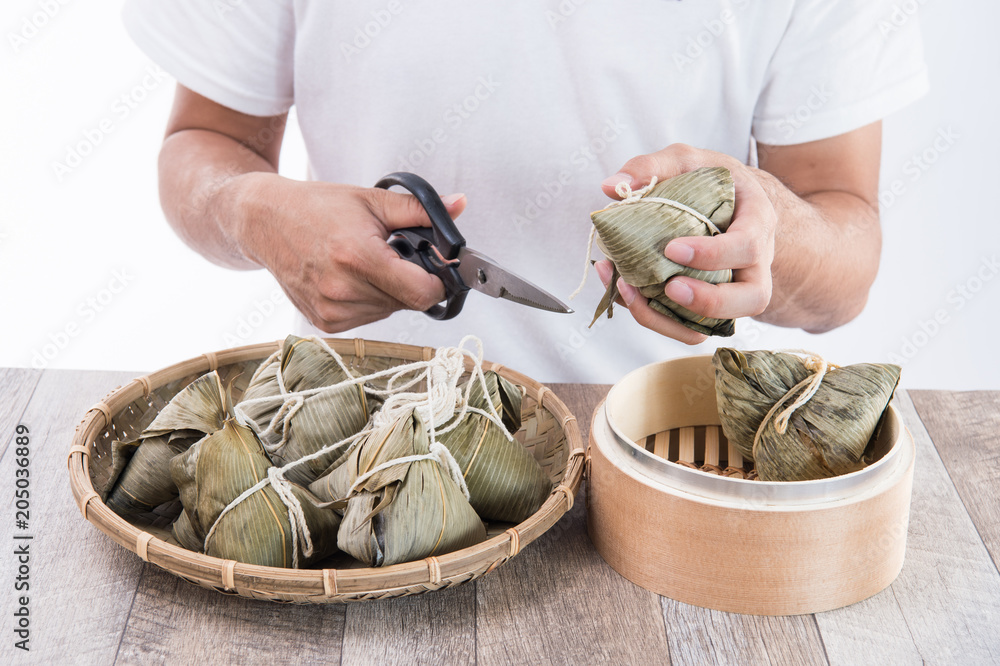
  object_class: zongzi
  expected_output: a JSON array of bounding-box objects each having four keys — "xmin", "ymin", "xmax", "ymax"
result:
[
  {"xmin": 171, "ymin": 418, "xmax": 341, "ymax": 567},
  {"xmin": 713, "ymin": 349, "xmax": 901, "ymax": 482},
  {"xmin": 236, "ymin": 335, "xmax": 382, "ymax": 485},
  {"xmin": 436, "ymin": 371, "xmax": 551, "ymax": 523},
  {"xmin": 103, "ymin": 371, "xmax": 229, "ymax": 515},
  {"xmin": 588, "ymin": 167, "xmax": 736, "ymax": 336},
  {"xmin": 311, "ymin": 409, "xmax": 486, "ymax": 567}
]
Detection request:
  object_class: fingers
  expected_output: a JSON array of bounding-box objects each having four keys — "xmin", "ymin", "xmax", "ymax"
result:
[
  {"xmin": 615, "ymin": 278, "xmax": 708, "ymax": 345},
  {"xmin": 595, "ymin": 260, "xmax": 706, "ymax": 345},
  {"xmin": 358, "ymin": 237, "xmax": 448, "ymax": 312},
  {"xmin": 664, "ymin": 269, "xmax": 772, "ymax": 320},
  {"xmin": 363, "ymin": 188, "xmax": 467, "ymax": 231},
  {"xmin": 602, "ymin": 144, "xmax": 737, "ymax": 199}
]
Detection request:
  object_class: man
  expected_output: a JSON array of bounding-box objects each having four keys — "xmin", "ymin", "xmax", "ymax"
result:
[{"xmin": 123, "ymin": 1, "xmax": 927, "ymax": 382}]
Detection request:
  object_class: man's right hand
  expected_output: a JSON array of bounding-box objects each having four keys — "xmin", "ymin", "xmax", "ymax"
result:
[
  {"xmin": 157, "ymin": 84, "xmax": 466, "ymax": 333},
  {"xmin": 230, "ymin": 174, "xmax": 467, "ymax": 332}
]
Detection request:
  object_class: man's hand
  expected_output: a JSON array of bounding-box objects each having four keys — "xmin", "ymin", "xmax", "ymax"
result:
[
  {"xmin": 156, "ymin": 84, "xmax": 468, "ymax": 333},
  {"xmin": 593, "ymin": 126, "xmax": 882, "ymax": 342},
  {"xmin": 594, "ymin": 144, "xmax": 777, "ymax": 345},
  {"xmin": 230, "ymin": 175, "xmax": 467, "ymax": 332}
]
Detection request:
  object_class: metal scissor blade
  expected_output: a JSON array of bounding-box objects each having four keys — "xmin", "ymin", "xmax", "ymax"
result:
[{"xmin": 456, "ymin": 247, "xmax": 573, "ymax": 314}]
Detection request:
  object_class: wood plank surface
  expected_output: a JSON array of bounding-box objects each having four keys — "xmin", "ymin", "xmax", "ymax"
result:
[
  {"xmin": 341, "ymin": 584, "xmax": 475, "ymax": 666},
  {"xmin": 0, "ymin": 368, "xmax": 42, "ymax": 457},
  {"xmin": 2, "ymin": 369, "xmax": 142, "ymax": 665},
  {"xmin": 910, "ymin": 390, "xmax": 1000, "ymax": 572},
  {"xmin": 116, "ymin": 565, "xmax": 346, "ymax": 665},
  {"xmin": 477, "ymin": 384, "xmax": 673, "ymax": 666},
  {"xmin": 816, "ymin": 391, "xmax": 1000, "ymax": 665},
  {"xmin": 661, "ymin": 600, "xmax": 827, "ymax": 666}
]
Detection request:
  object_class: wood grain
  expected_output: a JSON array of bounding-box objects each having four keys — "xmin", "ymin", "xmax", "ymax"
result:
[
  {"xmin": 341, "ymin": 584, "xmax": 474, "ymax": 665},
  {"xmin": 0, "ymin": 368, "xmax": 42, "ymax": 457},
  {"xmin": 1, "ymin": 369, "xmax": 141, "ymax": 665},
  {"xmin": 116, "ymin": 565, "xmax": 346, "ymax": 665},
  {"xmin": 910, "ymin": 390, "xmax": 1000, "ymax": 571},
  {"xmin": 661, "ymin": 599, "xmax": 827, "ymax": 666},
  {"xmin": 816, "ymin": 392, "xmax": 1000, "ymax": 665},
  {"xmin": 477, "ymin": 384, "xmax": 672, "ymax": 666}
]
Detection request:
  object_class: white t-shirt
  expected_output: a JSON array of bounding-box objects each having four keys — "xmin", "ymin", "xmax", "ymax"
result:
[{"xmin": 123, "ymin": 0, "xmax": 927, "ymax": 382}]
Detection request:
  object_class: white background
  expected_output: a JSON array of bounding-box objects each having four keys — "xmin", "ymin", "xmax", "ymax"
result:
[{"xmin": 2, "ymin": 0, "xmax": 998, "ymax": 389}]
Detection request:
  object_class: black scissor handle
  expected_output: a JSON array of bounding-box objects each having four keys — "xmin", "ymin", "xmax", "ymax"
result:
[{"xmin": 376, "ymin": 172, "xmax": 469, "ymax": 320}]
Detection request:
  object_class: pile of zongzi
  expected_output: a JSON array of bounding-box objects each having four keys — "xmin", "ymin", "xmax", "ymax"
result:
[
  {"xmin": 584, "ymin": 167, "xmax": 737, "ymax": 336},
  {"xmin": 101, "ymin": 335, "xmax": 553, "ymax": 569},
  {"xmin": 712, "ymin": 349, "xmax": 901, "ymax": 482}
]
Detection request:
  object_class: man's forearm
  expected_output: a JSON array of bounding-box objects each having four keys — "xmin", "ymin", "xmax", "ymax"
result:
[
  {"xmin": 755, "ymin": 169, "xmax": 881, "ymax": 333},
  {"xmin": 158, "ymin": 129, "xmax": 276, "ymax": 271}
]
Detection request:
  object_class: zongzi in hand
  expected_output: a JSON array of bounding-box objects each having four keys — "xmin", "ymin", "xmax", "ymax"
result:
[{"xmin": 588, "ymin": 167, "xmax": 736, "ymax": 336}]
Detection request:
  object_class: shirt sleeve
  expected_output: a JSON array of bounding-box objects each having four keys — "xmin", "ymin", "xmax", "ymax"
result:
[
  {"xmin": 752, "ymin": 0, "xmax": 929, "ymax": 146},
  {"xmin": 122, "ymin": 0, "xmax": 295, "ymax": 117}
]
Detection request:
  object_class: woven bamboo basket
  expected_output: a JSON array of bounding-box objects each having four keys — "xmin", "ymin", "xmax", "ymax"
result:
[
  {"xmin": 587, "ymin": 355, "xmax": 915, "ymax": 615},
  {"xmin": 67, "ymin": 339, "xmax": 583, "ymax": 603}
]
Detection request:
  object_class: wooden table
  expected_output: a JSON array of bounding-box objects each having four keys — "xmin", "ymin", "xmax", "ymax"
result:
[{"xmin": 2, "ymin": 368, "xmax": 998, "ymax": 665}]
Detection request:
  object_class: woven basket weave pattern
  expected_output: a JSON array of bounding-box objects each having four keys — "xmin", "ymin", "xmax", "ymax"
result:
[{"xmin": 68, "ymin": 340, "xmax": 583, "ymax": 604}]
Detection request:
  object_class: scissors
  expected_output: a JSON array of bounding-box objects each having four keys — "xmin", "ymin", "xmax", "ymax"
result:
[{"xmin": 376, "ymin": 172, "xmax": 573, "ymax": 320}]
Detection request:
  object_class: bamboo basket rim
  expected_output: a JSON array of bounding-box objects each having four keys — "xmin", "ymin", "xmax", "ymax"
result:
[{"xmin": 67, "ymin": 338, "xmax": 584, "ymax": 603}]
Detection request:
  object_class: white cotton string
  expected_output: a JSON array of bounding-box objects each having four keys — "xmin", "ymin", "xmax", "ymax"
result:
[
  {"xmin": 266, "ymin": 467, "xmax": 314, "ymax": 566},
  {"xmin": 569, "ymin": 176, "xmax": 720, "ymax": 302},
  {"xmin": 603, "ymin": 176, "xmax": 722, "ymax": 235},
  {"xmin": 751, "ymin": 351, "xmax": 839, "ymax": 456},
  {"xmin": 568, "ymin": 225, "xmax": 598, "ymax": 301},
  {"xmin": 211, "ymin": 336, "xmax": 509, "ymax": 565}
]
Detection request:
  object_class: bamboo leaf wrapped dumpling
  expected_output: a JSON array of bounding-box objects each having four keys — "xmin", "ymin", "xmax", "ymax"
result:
[
  {"xmin": 589, "ymin": 167, "xmax": 736, "ymax": 336},
  {"xmin": 103, "ymin": 371, "xmax": 229, "ymax": 516},
  {"xmin": 436, "ymin": 372, "xmax": 551, "ymax": 523},
  {"xmin": 311, "ymin": 410, "xmax": 486, "ymax": 567},
  {"xmin": 713, "ymin": 349, "xmax": 901, "ymax": 482},
  {"xmin": 170, "ymin": 418, "xmax": 341, "ymax": 567},
  {"xmin": 712, "ymin": 349, "xmax": 813, "ymax": 460},
  {"xmin": 236, "ymin": 335, "xmax": 382, "ymax": 486}
]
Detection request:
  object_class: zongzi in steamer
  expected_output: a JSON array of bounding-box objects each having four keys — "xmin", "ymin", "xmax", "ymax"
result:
[
  {"xmin": 170, "ymin": 418, "xmax": 341, "ymax": 567},
  {"xmin": 103, "ymin": 371, "xmax": 229, "ymax": 516},
  {"xmin": 436, "ymin": 371, "xmax": 551, "ymax": 523},
  {"xmin": 236, "ymin": 335, "xmax": 381, "ymax": 486},
  {"xmin": 589, "ymin": 167, "xmax": 736, "ymax": 336},
  {"xmin": 712, "ymin": 349, "xmax": 813, "ymax": 460},
  {"xmin": 312, "ymin": 410, "xmax": 486, "ymax": 567},
  {"xmin": 713, "ymin": 349, "xmax": 901, "ymax": 482}
]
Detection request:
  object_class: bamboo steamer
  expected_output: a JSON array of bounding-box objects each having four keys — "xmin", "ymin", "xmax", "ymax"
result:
[
  {"xmin": 67, "ymin": 339, "xmax": 583, "ymax": 603},
  {"xmin": 587, "ymin": 355, "xmax": 914, "ymax": 615}
]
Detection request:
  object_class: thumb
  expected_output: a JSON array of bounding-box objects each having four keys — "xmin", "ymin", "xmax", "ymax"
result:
[
  {"xmin": 601, "ymin": 144, "xmax": 704, "ymax": 199},
  {"xmin": 364, "ymin": 188, "xmax": 467, "ymax": 232}
]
